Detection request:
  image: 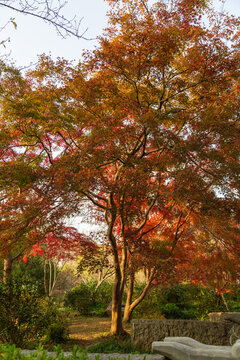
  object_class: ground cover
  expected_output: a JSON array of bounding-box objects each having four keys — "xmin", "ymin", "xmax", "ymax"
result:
[
  {"xmin": 0, "ymin": 343, "xmax": 147, "ymax": 360},
  {"xmin": 46, "ymin": 316, "xmax": 132, "ymax": 353},
  {"xmin": 67, "ymin": 316, "xmax": 115, "ymax": 348}
]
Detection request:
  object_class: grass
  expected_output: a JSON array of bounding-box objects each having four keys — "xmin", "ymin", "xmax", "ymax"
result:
[{"xmin": 86, "ymin": 337, "xmax": 149, "ymax": 354}]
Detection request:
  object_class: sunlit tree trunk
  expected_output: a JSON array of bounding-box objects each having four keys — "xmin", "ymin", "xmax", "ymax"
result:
[
  {"xmin": 44, "ymin": 259, "xmax": 48, "ymax": 295},
  {"xmin": 3, "ymin": 251, "xmax": 22, "ymax": 284},
  {"xmin": 111, "ymin": 266, "xmax": 125, "ymax": 335},
  {"xmin": 107, "ymin": 193, "xmax": 127, "ymax": 336},
  {"xmin": 3, "ymin": 254, "xmax": 13, "ymax": 284},
  {"xmin": 123, "ymin": 268, "xmax": 155, "ymax": 322},
  {"xmin": 123, "ymin": 270, "xmax": 134, "ymax": 322},
  {"xmin": 221, "ymin": 293, "xmax": 230, "ymax": 311},
  {"xmin": 49, "ymin": 260, "xmax": 57, "ymax": 296},
  {"xmin": 44, "ymin": 259, "xmax": 58, "ymax": 296},
  {"xmin": 49, "ymin": 260, "xmax": 52, "ymax": 296}
]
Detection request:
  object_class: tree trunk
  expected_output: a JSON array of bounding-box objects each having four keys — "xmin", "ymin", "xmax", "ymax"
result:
[
  {"xmin": 106, "ymin": 192, "xmax": 127, "ymax": 336},
  {"xmin": 3, "ymin": 254, "xmax": 13, "ymax": 284},
  {"xmin": 110, "ymin": 243, "xmax": 127, "ymax": 335},
  {"xmin": 49, "ymin": 261, "xmax": 57, "ymax": 296},
  {"xmin": 110, "ymin": 271, "xmax": 125, "ymax": 335},
  {"xmin": 221, "ymin": 293, "xmax": 230, "ymax": 311},
  {"xmin": 44, "ymin": 259, "xmax": 48, "ymax": 295},
  {"xmin": 123, "ymin": 271, "xmax": 134, "ymax": 322},
  {"xmin": 49, "ymin": 260, "xmax": 52, "ymax": 296},
  {"xmin": 123, "ymin": 268, "xmax": 155, "ymax": 322}
]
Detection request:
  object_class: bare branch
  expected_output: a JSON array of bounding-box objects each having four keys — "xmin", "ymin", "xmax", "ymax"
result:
[{"xmin": 0, "ymin": 0, "xmax": 91, "ymax": 39}]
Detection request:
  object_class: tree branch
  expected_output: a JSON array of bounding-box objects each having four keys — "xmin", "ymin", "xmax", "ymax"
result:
[{"xmin": 0, "ymin": 0, "xmax": 90, "ymax": 39}]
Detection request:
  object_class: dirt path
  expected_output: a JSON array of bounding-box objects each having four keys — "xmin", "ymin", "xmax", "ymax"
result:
[
  {"xmin": 68, "ymin": 317, "xmax": 112, "ymax": 347},
  {"xmin": 65, "ymin": 316, "xmax": 131, "ymax": 349}
]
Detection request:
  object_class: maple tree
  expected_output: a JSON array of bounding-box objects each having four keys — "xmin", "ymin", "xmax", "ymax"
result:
[
  {"xmin": 0, "ymin": 68, "xmax": 83, "ymax": 282},
  {"xmin": 0, "ymin": 0, "xmax": 239, "ymax": 335},
  {"xmin": 0, "ymin": 68, "xmax": 93, "ymax": 285},
  {"xmin": 0, "ymin": 169, "xmax": 77, "ymax": 284},
  {"xmin": 77, "ymin": 242, "xmax": 115, "ymax": 289},
  {"xmin": 20, "ymin": 226, "xmax": 92, "ymax": 296}
]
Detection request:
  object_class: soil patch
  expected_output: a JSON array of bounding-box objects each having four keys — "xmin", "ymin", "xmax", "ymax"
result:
[
  {"xmin": 68, "ymin": 317, "xmax": 111, "ymax": 347},
  {"xmin": 59, "ymin": 316, "xmax": 131, "ymax": 351}
]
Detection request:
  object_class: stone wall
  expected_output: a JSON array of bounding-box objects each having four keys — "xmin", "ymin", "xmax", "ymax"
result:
[
  {"xmin": 209, "ymin": 312, "xmax": 240, "ymax": 324},
  {"xmin": 131, "ymin": 319, "xmax": 237, "ymax": 350}
]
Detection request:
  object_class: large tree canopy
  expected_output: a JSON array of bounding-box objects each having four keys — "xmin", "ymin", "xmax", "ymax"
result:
[{"xmin": 0, "ymin": 0, "xmax": 239, "ymax": 334}]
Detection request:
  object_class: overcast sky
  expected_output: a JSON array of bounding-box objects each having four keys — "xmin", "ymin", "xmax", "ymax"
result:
[{"xmin": 0, "ymin": 0, "xmax": 239, "ymax": 68}]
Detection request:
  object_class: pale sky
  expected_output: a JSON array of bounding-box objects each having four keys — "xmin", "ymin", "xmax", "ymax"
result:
[{"xmin": 0, "ymin": 0, "xmax": 239, "ymax": 68}]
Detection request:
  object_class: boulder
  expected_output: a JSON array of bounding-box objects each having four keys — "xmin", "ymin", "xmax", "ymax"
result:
[{"xmin": 152, "ymin": 336, "xmax": 240, "ymax": 360}]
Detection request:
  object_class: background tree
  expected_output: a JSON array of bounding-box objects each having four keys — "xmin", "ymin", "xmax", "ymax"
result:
[
  {"xmin": 77, "ymin": 243, "xmax": 115, "ymax": 289},
  {"xmin": 39, "ymin": 226, "xmax": 92, "ymax": 296},
  {"xmin": 176, "ymin": 213, "xmax": 240, "ymax": 311}
]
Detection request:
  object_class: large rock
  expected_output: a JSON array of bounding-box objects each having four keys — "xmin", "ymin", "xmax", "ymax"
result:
[
  {"xmin": 152, "ymin": 337, "xmax": 240, "ymax": 360},
  {"xmin": 164, "ymin": 337, "xmax": 230, "ymax": 350}
]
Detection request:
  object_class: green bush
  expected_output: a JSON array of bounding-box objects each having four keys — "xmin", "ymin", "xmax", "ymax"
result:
[
  {"xmin": 64, "ymin": 283, "xmax": 94, "ymax": 315},
  {"xmin": 65, "ymin": 280, "xmax": 240, "ymax": 320},
  {"xmin": 64, "ymin": 281, "xmax": 112, "ymax": 316},
  {"xmin": 159, "ymin": 284, "xmax": 197, "ymax": 319},
  {"xmin": 11, "ymin": 256, "xmax": 46, "ymax": 296},
  {"xmin": 161, "ymin": 303, "xmax": 197, "ymax": 319},
  {"xmin": 95, "ymin": 282, "xmax": 113, "ymax": 304},
  {"xmin": 0, "ymin": 282, "xmax": 68, "ymax": 347},
  {"xmin": 47, "ymin": 321, "xmax": 69, "ymax": 343},
  {"xmin": 131, "ymin": 285, "xmax": 163, "ymax": 319},
  {"xmin": 161, "ymin": 303, "xmax": 182, "ymax": 319},
  {"xmin": 186, "ymin": 284, "xmax": 225, "ymax": 319},
  {"xmin": 86, "ymin": 337, "xmax": 148, "ymax": 354},
  {"xmin": 132, "ymin": 282, "xmax": 233, "ymax": 320},
  {"xmin": 224, "ymin": 286, "xmax": 240, "ymax": 313},
  {"xmin": 231, "ymin": 302, "xmax": 240, "ymax": 312}
]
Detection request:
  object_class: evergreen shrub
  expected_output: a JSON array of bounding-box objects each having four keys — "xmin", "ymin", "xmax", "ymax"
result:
[
  {"xmin": 132, "ymin": 282, "xmax": 235, "ymax": 320},
  {"xmin": 64, "ymin": 281, "xmax": 112, "ymax": 316},
  {"xmin": 0, "ymin": 282, "xmax": 68, "ymax": 347}
]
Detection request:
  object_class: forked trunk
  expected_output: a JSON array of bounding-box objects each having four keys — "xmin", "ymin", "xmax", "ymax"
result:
[
  {"xmin": 123, "ymin": 304, "xmax": 133, "ymax": 323},
  {"xmin": 107, "ymin": 192, "xmax": 127, "ymax": 336},
  {"xmin": 124, "ymin": 268, "xmax": 155, "ymax": 322}
]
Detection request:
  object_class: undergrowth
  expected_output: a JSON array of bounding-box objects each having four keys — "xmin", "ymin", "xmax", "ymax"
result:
[
  {"xmin": 0, "ymin": 343, "xmax": 148, "ymax": 360},
  {"xmin": 86, "ymin": 337, "xmax": 150, "ymax": 354}
]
